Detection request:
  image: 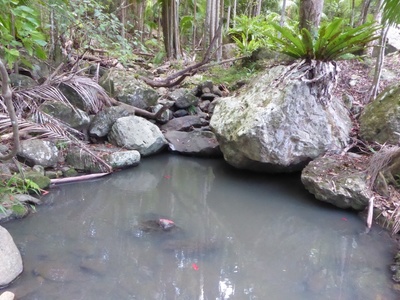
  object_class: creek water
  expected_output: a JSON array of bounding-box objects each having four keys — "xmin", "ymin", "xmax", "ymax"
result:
[{"xmin": 2, "ymin": 154, "xmax": 399, "ymax": 300}]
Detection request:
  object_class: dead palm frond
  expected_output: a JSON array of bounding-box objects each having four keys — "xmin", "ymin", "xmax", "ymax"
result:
[
  {"xmin": 366, "ymin": 145, "xmax": 400, "ymax": 234},
  {"xmin": 0, "ymin": 69, "xmax": 114, "ymax": 172},
  {"xmin": 52, "ymin": 74, "xmax": 112, "ymax": 114},
  {"xmin": 0, "ymin": 113, "xmax": 112, "ymax": 172}
]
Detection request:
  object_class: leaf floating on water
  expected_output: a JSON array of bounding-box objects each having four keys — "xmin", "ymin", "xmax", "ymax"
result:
[
  {"xmin": 192, "ymin": 263, "xmax": 199, "ymax": 271},
  {"xmin": 341, "ymin": 217, "xmax": 348, "ymax": 221}
]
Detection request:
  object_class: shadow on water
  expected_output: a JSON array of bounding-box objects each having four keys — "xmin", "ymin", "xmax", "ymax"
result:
[{"xmin": 1, "ymin": 154, "xmax": 400, "ymax": 299}]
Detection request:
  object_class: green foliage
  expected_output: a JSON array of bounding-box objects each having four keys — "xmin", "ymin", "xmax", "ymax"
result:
[
  {"xmin": 55, "ymin": 0, "xmax": 142, "ymax": 65},
  {"xmin": 0, "ymin": 0, "xmax": 47, "ymax": 68},
  {"xmin": 205, "ymin": 63, "xmax": 258, "ymax": 89},
  {"xmin": 0, "ymin": 175, "xmax": 41, "ymax": 195},
  {"xmin": 382, "ymin": 0, "xmax": 400, "ymax": 25},
  {"xmin": 0, "ymin": 174, "xmax": 41, "ymax": 215},
  {"xmin": 269, "ymin": 18, "xmax": 381, "ymax": 61},
  {"xmin": 228, "ymin": 13, "xmax": 295, "ymax": 57}
]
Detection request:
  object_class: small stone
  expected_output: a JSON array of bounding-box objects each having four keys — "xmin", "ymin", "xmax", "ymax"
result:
[
  {"xmin": 32, "ymin": 165, "xmax": 45, "ymax": 175},
  {"xmin": 0, "ymin": 291, "xmax": 15, "ymax": 300}
]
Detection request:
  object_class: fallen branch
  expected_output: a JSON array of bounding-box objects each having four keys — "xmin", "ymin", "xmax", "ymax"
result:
[
  {"xmin": 108, "ymin": 97, "xmax": 169, "ymax": 121},
  {"xmin": 142, "ymin": 20, "xmax": 224, "ymax": 88},
  {"xmin": 51, "ymin": 172, "xmax": 111, "ymax": 185},
  {"xmin": 366, "ymin": 195, "xmax": 374, "ymax": 230}
]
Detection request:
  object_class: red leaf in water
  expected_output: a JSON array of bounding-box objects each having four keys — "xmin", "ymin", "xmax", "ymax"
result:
[
  {"xmin": 164, "ymin": 175, "xmax": 171, "ymax": 179},
  {"xmin": 41, "ymin": 190, "xmax": 50, "ymax": 195},
  {"xmin": 192, "ymin": 263, "xmax": 199, "ymax": 271},
  {"xmin": 341, "ymin": 217, "xmax": 348, "ymax": 221}
]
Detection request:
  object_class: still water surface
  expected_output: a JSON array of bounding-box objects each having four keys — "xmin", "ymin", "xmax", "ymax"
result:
[{"xmin": 2, "ymin": 154, "xmax": 399, "ymax": 299}]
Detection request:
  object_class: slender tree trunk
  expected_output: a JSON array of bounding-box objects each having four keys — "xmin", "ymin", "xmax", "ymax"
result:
[
  {"xmin": 121, "ymin": 0, "xmax": 126, "ymax": 45},
  {"xmin": 357, "ymin": 0, "xmax": 372, "ymax": 26},
  {"xmin": 0, "ymin": 60, "xmax": 20, "ymax": 161},
  {"xmin": 280, "ymin": 0, "xmax": 287, "ymax": 27},
  {"xmin": 256, "ymin": 0, "xmax": 262, "ymax": 16},
  {"xmin": 232, "ymin": 0, "xmax": 237, "ymax": 27},
  {"xmin": 226, "ymin": 2, "xmax": 231, "ymax": 30},
  {"xmin": 193, "ymin": 0, "xmax": 197, "ymax": 52},
  {"xmin": 299, "ymin": 0, "xmax": 324, "ymax": 34},
  {"xmin": 350, "ymin": 0, "xmax": 355, "ymax": 27},
  {"xmin": 367, "ymin": 25, "xmax": 389, "ymax": 103},
  {"xmin": 162, "ymin": 0, "xmax": 181, "ymax": 59}
]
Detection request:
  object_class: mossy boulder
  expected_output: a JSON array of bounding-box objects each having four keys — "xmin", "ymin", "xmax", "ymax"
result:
[
  {"xmin": 359, "ymin": 84, "xmax": 400, "ymax": 145},
  {"xmin": 24, "ymin": 171, "xmax": 51, "ymax": 190}
]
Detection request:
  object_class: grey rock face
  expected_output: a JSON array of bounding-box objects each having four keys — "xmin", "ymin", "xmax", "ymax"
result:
[
  {"xmin": 0, "ymin": 226, "xmax": 23, "ymax": 287},
  {"xmin": 170, "ymin": 88, "xmax": 199, "ymax": 109},
  {"xmin": 9, "ymin": 74, "xmax": 37, "ymax": 89},
  {"xmin": 89, "ymin": 106, "xmax": 134, "ymax": 137},
  {"xmin": 108, "ymin": 116, "xmax": 167, "ymax": 156},
  {"xmin": 165, "ymin": 130, "xmax": 222, "ymax": 157},
  {"xmin": 210, "ymin": 65, "xmax": 352, "ymax": 172},
  {"xmin": 65, "ymin": 144, "xmax": 140, "ymax": 172},
  {"xmin": 359, "ymin": 84, "xmax": 400, "ymax": 145},
  {"xmin": 18, "ymin": 140, "xmax": 59, "ymax": 167},
  {"xmin": 161, "ymin": 115, "xmax": 206, "ymax": 132},
  {"xmin": 101, "ymin": 69, "xmax": 159, "ymax": 110},
  {"xmin": 301, "ymin": 154, "xmax": 370, "ymax": 210},
  {"xmin": 39, "ymin": 100, "xmax": 90, "ymax": 132}
]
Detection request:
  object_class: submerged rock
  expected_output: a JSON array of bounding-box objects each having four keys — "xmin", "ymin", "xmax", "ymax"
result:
[
  {"xmin": 137, "ymin": 218, "xmax": 178, "ymax": 233},
  {"xmin": 161, "ymin": 238, "xmax": 218, "ymax": 256}
]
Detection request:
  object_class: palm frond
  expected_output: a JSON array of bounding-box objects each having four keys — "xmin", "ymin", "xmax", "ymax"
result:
[
  {"xmin": 269, "ymin": 19, "xmax": 380, "ymax": 61},
  {"xmin": 382, "ymin": 0, "xmax": 400, "ymax": 26},
  {"xmin": 0, "ymin": 113, "xmax": 112, "ymax": 172},
  {"xmin": 52, "ymin": 75, "xmax": 112, "ymax": 114}
]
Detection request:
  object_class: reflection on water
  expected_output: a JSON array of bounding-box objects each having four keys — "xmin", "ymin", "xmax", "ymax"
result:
[{"xmin": 2, "ymin": 154, "xmax": 399, "ymax": 299}]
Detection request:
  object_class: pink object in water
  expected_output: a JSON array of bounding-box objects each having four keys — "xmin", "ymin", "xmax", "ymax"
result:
[{"xmin": 158, "ymin": 218, "xmax": 175, "ymax": 229}]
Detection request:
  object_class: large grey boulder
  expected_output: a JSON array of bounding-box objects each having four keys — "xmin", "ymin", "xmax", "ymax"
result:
[
  {"xmin": 359, "ymin": 84, "xmax": 400, "ymax": 145},
  {"xmin": 165, "ymin": 130, "xmax": 222, "ymax": 157},
  {"xmin": 100, "ymin": 69, "xmax": 159, "ymax": 110},
  {"xmin": 39, "ymin": 100, "xmax": 90, "ymax": 132},
  {"xmin": 18, "ymin": 140, "xmax": 59, "ymax": 167},
  {"xmin": 210, "ymin": 65, "xmax": 352, "ymax": 172},
  {"xmin": 9, "ymin": 74, "xmax": 37, "ymax": 89},
  {"xmin": 66, "ymin": 144, "xmax": 140, "ymax": 172},
  {"xmin": 301, "ymin": 154, "xmax": 370, "ymax": 210},
  {"xmin": 0, "ymin": 226, "xmax": 23, "ymax": 287},
  {"xmin": 108, "ymin": 116, "xmax": 167, "ymax": 156},
  {"xmin": 89, "ymin": 106, "xmax": 134, "ymax": 138}
]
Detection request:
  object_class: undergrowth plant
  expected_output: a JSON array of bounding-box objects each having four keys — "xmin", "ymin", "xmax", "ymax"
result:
[
  {"xmin": 228, "ymin": 13, "xmax": 294, "ymax": 57},
  {"xmin": 0, "ymin": 0, "xmax": 47, "ymax": 68},
  {"xmin": 0, "ymin": 174, "xmax": 41, "ymax": 215},
  {"xmin": 269, "ymin": 18, "xmax": 381, "ymax": 61}
]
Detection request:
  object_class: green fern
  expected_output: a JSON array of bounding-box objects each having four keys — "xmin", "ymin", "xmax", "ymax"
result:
[{"xmin": 269, "ymin": 18, "xmax": 381, "ymax": 61}]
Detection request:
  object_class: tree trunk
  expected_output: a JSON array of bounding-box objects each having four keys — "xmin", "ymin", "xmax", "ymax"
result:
[
  {"xmin": 357, "ymin": 0, "xmax": 372, "ymax": 26},
  {"xmin": 299, "ymin": 0, "xmax": 324, "ymax": 34},
  {"xmin": 0, "ymin": 60, "xmax": 20, "ymax": 161},
  {"xmin": 162, "ymin": 0, "xmax": 181, "ymax": 59},
  {"xmin": 280, "ymin": 0, "xmax": 287, "ymax": 27},
  {"xmin": 367, "ymin": 25, "xmax": 389, "ymax": 103}
]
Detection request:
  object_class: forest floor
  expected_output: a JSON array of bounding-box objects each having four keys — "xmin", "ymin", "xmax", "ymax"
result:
[{"xmin": 334, "ymin": 53, "xmax": 400, "ymax": 234}]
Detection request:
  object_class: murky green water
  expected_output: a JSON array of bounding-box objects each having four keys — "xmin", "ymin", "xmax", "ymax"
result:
[{"xmin": 1, "ymin": 154, "xmax": 399, "ymax": 299}]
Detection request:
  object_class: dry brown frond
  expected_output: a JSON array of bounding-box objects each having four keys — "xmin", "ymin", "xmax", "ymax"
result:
[
  {"xmin": 366, "ymin": 145, "xmax": 400, "ymax": 234},
  {"xmin": 52, "ymin": 75, "xmax": 111, "ymax": 114}
]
